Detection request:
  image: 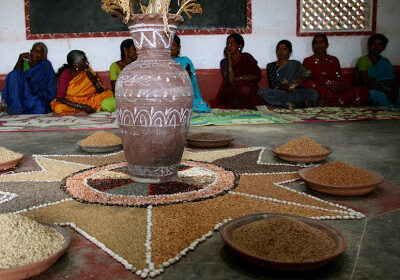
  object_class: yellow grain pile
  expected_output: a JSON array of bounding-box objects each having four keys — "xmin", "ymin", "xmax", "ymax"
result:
[
  {"xmin": 0, "ymin": 146, "xmax": 23, "ymax": 162},
  {"xmin": 80, "ymin": 131, "xmax": 122, "ymax": 147}
]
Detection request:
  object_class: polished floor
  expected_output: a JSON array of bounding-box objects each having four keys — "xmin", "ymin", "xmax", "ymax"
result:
[{"xmin": 1, "ymin": 120, "xmax": 399, "ymax": 280}]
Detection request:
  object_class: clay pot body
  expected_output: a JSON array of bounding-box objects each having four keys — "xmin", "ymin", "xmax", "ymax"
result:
[{"xmin": 115, "ymin": 14, "xmax": 193, "ymax": 183}]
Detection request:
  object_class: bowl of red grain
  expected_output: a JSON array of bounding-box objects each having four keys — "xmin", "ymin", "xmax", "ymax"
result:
[
  {"xmin": 272, "ymin": 137, "xmax": 332, "ymax": 163},
  {"xmin": 220, "ymin": 213, "xmax": 347, "ymax": 271},
  {"xmin": 299, "ymin": 161, "xmax": 384, "ymax": 196}
]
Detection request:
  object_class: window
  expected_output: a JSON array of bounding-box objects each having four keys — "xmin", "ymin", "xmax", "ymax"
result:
[{"xmin": 297, "ymin": 0, "xmax": 376, "ymax": 36}]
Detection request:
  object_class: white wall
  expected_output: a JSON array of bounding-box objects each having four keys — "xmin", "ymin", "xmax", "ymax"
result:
[{"xmin": 0, "ymin": 0, "xmax": 399, "ymax": 74}]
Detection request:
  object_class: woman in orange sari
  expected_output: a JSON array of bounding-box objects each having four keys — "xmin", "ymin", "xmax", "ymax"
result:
[{"xmin": 51, "ymin": 50, "xmax": 114, "ymax": 114}]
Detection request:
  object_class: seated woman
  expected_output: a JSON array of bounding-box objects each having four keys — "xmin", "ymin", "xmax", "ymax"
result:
[
  {"xmin": 356, "ymin": 33, "xmax": 399, "ymax": 106},
  {"xmin": 50, "ymin": 50, "xmax": 114, "ymax": 115},
  {"xmin": 171, "ymin": 35, "xmax": 210, "ymax": 112},
  {"xmin": 110, "ymin": 39, "xmax": 137, "ymax": 93},
  {"xmin": 209, "ymin": 33, "xmax": 265, "ymax": 109},
  {"xmin": 1, "ymin": 42, "xmax": 56, "ymax": 114},
  {"xmin": 258, "ymin": 40, "xmax": 318, "ymax": 108},
  {"xmin": 303, "ymin": 34, "xmax": 369, "ymax": 107}
]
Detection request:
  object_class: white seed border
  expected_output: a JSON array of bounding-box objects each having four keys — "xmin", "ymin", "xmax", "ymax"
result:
[
  {"xmin": 0, "ymin": 191, "xmax": 17, "ymax": 205},
  {"xmin": 57, "ymin": 222, "xmax": 133, "ymax": 270}
]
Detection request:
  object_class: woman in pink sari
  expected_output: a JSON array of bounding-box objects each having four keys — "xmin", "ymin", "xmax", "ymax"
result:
[
  {"xmin": 209, "ymin": 33, "xmax": 265, "ymax": 109},
  {"xmin": 303, "ymin": 34, "xmax": 369, "ymax": 107}
]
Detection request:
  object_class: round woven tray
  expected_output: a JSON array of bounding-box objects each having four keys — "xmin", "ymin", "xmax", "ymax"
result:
[{"xmin": 186, "ymin": 132, "xmax": 234, "ymax": 148}]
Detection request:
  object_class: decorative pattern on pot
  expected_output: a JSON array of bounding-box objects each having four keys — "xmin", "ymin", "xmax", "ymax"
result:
[{"xmin": 115, "ymin": 14, "xmax": 192, "ymax": 183}]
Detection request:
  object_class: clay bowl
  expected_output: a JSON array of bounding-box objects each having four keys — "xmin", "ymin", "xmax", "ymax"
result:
[
  {"xmin": 186, "ymin": 132, "xmax": 234, "ymax": 148},
  {"xmin": 220, "ymin": 213, "xmax": 346, "ymax": 271},
  {"xmin": 272, "ymin": 146, "xmax": 332, "ymax": 163},
  {"xmin": 0, "ymin": 155, "xmax": 24, "ymax": 171},
  {"xmin": 298, "ymin": 167, "xmax": 384, "ymax": 196},
  {"xmin": 0, "ymin": 223, "xmax": 70, "ymax": 280},
  {"xmin": 77, "ymin": 140, "xmax": 122, "ymax": 153}
]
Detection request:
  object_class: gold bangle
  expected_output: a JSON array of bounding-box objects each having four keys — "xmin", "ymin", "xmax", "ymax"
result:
[{"xmin": 228, "ymin": 67, "xmax": 233, "ymax": 71}]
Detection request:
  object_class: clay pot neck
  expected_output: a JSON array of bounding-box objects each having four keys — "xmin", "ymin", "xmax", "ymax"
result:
[{"xmin": 127, "ymin": 14, "xmax": 183, "ymax": 61}]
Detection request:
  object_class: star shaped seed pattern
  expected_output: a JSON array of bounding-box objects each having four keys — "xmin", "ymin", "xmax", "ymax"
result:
[{"xmin": 0, "ymin": 147, "xmax": 364, "ymax": 278}]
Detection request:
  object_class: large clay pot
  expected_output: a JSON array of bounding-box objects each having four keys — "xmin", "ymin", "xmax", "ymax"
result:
[{"xmin": 115, "ymin": 14, "xmax": 193, "ymax": 183}]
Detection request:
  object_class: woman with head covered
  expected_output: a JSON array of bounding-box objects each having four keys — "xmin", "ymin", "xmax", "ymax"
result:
[{"xmin": 50, "ymin": 50, "xmax": 114, "ymax": 114}]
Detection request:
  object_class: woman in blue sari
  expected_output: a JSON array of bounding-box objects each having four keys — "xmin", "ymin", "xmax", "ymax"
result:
[
  {"xmin": 1, "ymin": 42, "xmax": 57, "ymax": 114},
  {"xmin": 171, "ymin": 35, "xmax": 210, "ymax": 112},
  {"xmin": 257, "ymin": 40, "xmax": 318, "ymax": 108},
  {"xmin": 356, "ymin": 33, "xmax": 399, "ymax": 106}
]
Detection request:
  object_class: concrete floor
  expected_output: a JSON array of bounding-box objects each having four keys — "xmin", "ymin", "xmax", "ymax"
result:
[{"xmin": 1, "ymin": 120, "xmax": 400, "ymax": 280}]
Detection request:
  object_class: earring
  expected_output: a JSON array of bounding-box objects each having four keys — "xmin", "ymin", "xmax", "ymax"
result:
[
  {"xmin": 75, "ymin": 67, "xmax": 79, "ymax": 71},
  {"xmin": 239, "ymin": 48, "xmax": 241, "ymax": 51}
]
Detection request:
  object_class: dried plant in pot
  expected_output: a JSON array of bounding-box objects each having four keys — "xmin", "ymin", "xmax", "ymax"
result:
[{"xmin": 102, "ymin": 0, "xmax": 202, "ymax": 183}]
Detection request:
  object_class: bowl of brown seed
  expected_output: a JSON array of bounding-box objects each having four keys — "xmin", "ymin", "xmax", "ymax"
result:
[
  {"xmin": 272, "ymin": 137, "xmax": 332, "ymax": 163},
  {"xmin": 0, "ymin": 214, "xmax": 70, "ymax": 280},
  {"xmin": 299, "ymin": 161, "xmax": 384, "ymax": 196},
  {"xmin": 220, "ymin": 213, "xmax": 346, "ymax": 271},
  {"xmin": 186, "ymin": 132, "xmax": 234, "ymax": 148},
  {"xmin": 0, "ymin": 146, "xmax": 24, "ymax": 171},
  {"xmin": 78, "ymin": 131, "xmax": 123, "ymax": 153}
]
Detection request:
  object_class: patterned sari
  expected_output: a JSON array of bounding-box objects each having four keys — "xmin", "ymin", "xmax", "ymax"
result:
[
  {"xmin": 258, "ymin": 60, "xmax": 319, "ymax": 108},
  {"xmin": 303, "ymin": 54, "xmax": 369, "ymax": 107},
  {"xmin": 210, "ymin": 53, "xmax": 264, "ymax": 109},
  {"xmin": 50, "ymin": 68, "xmax": 114, "ymax": 115},
  {"xmin": 1, "ymin": 59, "xmax": 56, "ymax": 114}
]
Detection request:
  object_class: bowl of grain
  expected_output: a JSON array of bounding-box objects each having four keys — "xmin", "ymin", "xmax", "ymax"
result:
[
  {"xmin": 186, "ymin": 132, "xmax": 234, "ymax": 148},
  {"xmin": 0, "ymin": 146, "xmax": 24, "ymax": 171},
  {"xmin": 298, "ymin": 161, "xmax": 383, "ymax": 196},
  {"xmin": 272, "ymin": 137, "xmax": 332, "ymax": 163},
  {"xmin": 0, "ymin": 214, "xmax": 70, "ymax": 280},
  {"xmin": 220, "ymin": 213, "xmax": 346, "ymax": 271},
  {"xmin": 78, "ymin": 131, "xmax": 123, "ymax": 153}
]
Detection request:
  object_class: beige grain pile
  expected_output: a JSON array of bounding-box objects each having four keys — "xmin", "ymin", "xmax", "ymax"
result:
[
  {"xmin": 80, "ymin": 131, "xmax": 122, "ymax": 147},
  {"xmin": 275, "ymin": 137, "xmax": 328, "ymax": 155},
  {"xmin": 305, "ymin": 161, "xmax": 378, "ymax": 186},
  {"xmin": 0, "ymin": 146, "xmax": 23, "ymax": 162},
  {"xmin": 232, "ymin": 217, "xmax": 336, "ymax": 262},
  {"xmin": 0, "ymin": 214, "xmax": 65, "ymax": 269}
]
